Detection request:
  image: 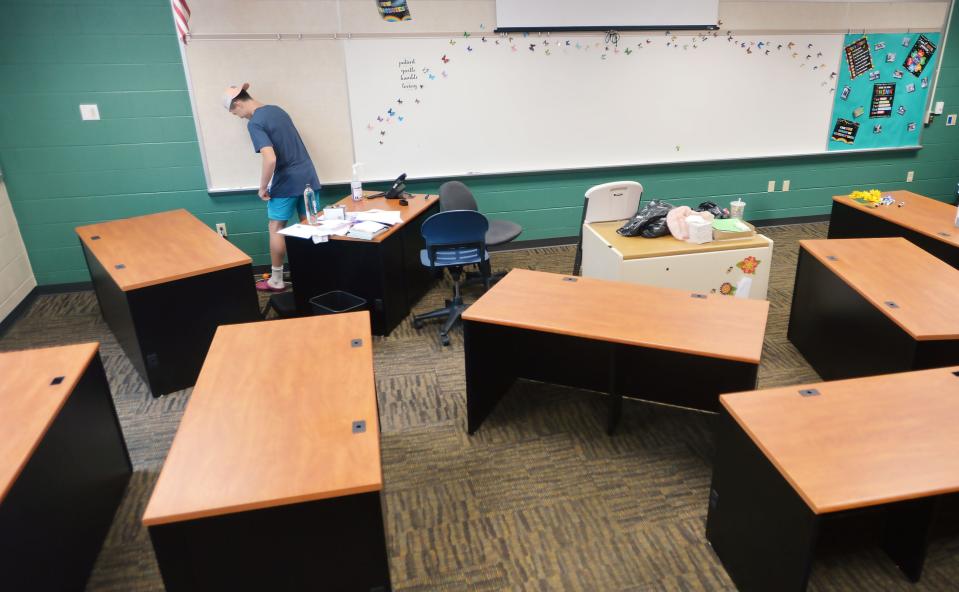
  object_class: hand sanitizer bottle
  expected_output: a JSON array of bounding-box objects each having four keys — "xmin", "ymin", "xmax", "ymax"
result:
[
  {"xmin": 351, "ymin": 163, "xmax": 363, "ymax": 201},
  {"xmin": 303, "ymin": 183, "xmax": 318, "ymax": 225}
]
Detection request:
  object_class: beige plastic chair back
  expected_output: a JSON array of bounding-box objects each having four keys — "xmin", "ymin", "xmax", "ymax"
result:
[{"xmin": 583, "ymin": 181, "xmax": 644, "ymax": 224}]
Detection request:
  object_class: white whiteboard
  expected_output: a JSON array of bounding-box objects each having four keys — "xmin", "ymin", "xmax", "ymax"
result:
[
  {"xmin": 496, "ymin": 0, "xmax": 719, "ymax": 30},
  {"xmin": 179, "ymin": 0, "xmax": 950, "ymax": 191},
  {"xmin": 182, "ymin": 39, "xmax": 354, "ymax": 191},
  {"xmin": 346, "ymin": 34, "xmax": 844, "ymax": 181}
]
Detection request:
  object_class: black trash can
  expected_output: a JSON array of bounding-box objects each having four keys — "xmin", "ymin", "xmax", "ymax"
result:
[{"xmin": 309, "ymin": 290, "xmax": 367, "ymax": 315}]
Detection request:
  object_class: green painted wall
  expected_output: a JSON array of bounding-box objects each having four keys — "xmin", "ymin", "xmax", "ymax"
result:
[{"xmin": 1, "ymin": 0, "xmax": 958, "ymax": 285}]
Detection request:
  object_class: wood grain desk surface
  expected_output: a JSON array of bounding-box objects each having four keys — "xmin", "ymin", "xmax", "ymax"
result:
[
  {"xmin": 800, "ymin": 237, "xmax": 959, "ymax": 340},
  {"xmin": 76, "ymin": 209, "xmax": 252, "ymax": 292},
  {"xmin": 330, "ymin": 191, "xmax": 437, "ymax": 244},
  {"xmin": 588, "ymin": 221, "xmax": 771, "ymax": 260},
  {"xmin": 461, "ymin": 269, "xmax": 768, "ymax": 364},
  {"xmin": 721, "ymin": 366, "xmax": 959, "ymax": 514},
  {"xmin": 142, "ymin": 313, "xmax": 381, "ymax": 526},
  {"xmin": 0, "ymin": 342, "xmax": 100, "ymax": 504},
  {"xmin": 833, "ymin": 190, "xmax": 959, "ymax": 247}
]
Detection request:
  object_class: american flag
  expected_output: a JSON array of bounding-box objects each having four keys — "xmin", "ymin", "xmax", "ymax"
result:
[{"xmin": 171, "ymin": 0, "xmax": 191, "ymax": 44}]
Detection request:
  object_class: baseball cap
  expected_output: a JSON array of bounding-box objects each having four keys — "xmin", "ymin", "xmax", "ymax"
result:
[{"xmin": 222, "ymin": 82, "xmax": 250, "ymax": 110}]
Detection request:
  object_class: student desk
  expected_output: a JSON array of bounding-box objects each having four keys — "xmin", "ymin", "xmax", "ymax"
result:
[
  {"xmin": 581, "ymin": 220, "xmax": 773, "ymax": 299},
  {"xmin": 143, "ymin": 313, "xmax": 391, "ymax": 592},
  {"xmin": 286, "ymin": 192, "xmax": 439, "ymax": 335},
  {"xmin": 706, "ymin": 367, "xmax": 959, "ymax": 591},
  {"xmin": 461, "ymin": 269, "xmax": 768, "ymax": 434},
  {"xmin": 788, "ymin": 237, "xmax": 959, "ymax": 380},
  {"xmin": 0, "ymin": 343, "xmax": 132, "ymax": 592},
  {"xmin": 76, "ymin": 209, "xmax": 260, "ymax": 397},
  {"xmin": 829, "ymin": 190, "xmax": 959, "ymax": 268}
]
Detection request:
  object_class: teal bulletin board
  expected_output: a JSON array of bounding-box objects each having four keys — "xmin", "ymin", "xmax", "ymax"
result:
[{"xmin": 827, "ymin": 32, "xmax": 940, "ymax": 151}]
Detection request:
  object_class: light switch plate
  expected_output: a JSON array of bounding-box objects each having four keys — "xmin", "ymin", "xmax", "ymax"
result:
[
  {"xmin": 782, "ymin": 180, "xmax": 791, "ymax": 192},
  {"xmin": 934, "ymin": 101, "xmax": 945, "ymax": 115},
  {"xmin": 767, "ymin": 180, "xmax": 776, "ymax": 192},
  {"xmin": 79, "ymin": 104, "xmax": 100, "ymax": 121},
  {"xmin": 907, "ymin": 170, "xmax": 914, "ymax": 182}
]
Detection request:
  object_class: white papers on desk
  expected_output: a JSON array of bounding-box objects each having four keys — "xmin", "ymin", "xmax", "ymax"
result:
[
  {"xmin": 278, "ymin": 220, "xmax": 353, "ymax": 242},
  {"xmin": 352, "ymin": 209, "xmax": 402, "ymax": 225}
]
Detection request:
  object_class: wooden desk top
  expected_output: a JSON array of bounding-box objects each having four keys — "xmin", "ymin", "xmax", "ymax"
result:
[
  {"xmin": 461, "ymin": 269, "xmax": 768, "ymax": 364},
  {"xmin": 330, "ymin": 191, "xmax": 437, "ymax": 244},
  {"xmin": 142, "ymin": 313, "xmax": 381, "ymax": 526},
  {"xmin": 76, "ymin": 209, "xmax": 252, "ymax": 292},
  {"xmin": 722, "ymin": 366, "xmax": 959, "ymax": 514},
  {"xmin": 833, "ymin": 190, "xmax": 959, "ymax": 247},
  {"xmin": 800, "ymin": 237, "xmax": 959, "ymax": 341},
  {"xmin": 587, "ymin": 221, "xmax": 771, "ymax": 260},
  {"xmin": 0, "ymin": 343, "xmax": 100, "ymax": 504}
]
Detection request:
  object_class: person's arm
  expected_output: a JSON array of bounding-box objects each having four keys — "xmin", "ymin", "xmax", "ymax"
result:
[{"xmin": 258, "ymin": 146, "xmax": 276, "ymax": 200}]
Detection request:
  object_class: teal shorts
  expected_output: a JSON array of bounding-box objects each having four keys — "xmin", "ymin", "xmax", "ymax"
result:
[{"xmin": 267, "ymin": 196, "xmax": 306, "ymax": 222}]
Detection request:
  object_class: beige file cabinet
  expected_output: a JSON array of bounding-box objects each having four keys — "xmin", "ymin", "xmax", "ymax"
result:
[{"xmin": 581, "ymin": 221, "xmax": 773, "ymax": 299}]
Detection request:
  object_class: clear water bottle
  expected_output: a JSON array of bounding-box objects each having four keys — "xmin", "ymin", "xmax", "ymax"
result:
[
  {"xmin": 351, "ymin": 163, "xmax": 363, "ymax": 201},
  {"xmin": 304, "ymin": 183, "xmax": 319, "ymax": 225}
]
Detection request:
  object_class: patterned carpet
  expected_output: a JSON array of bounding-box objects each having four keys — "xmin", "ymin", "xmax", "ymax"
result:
[{"xmin": 2, "ymin": 221, "xmax": 958, "ymax": 591}]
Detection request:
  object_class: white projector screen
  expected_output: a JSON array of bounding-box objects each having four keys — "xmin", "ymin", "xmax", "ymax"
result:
[{"xmin": 495, "ymin": 0, "xmax": 720, "ymax": 31}]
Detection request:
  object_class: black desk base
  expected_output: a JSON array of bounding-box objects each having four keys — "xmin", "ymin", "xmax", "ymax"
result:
[
  {"xmin": 82, "ymin": 244, "xmax": 260, "ymax": 396},
  {"xmin": 0, "ymin": 353, "xmax": 132, "ymax": 592},
  {"xmin": 787, "ymin": 247, "xmax": 959, "ymax": 380},
  {"xmin": 149, "ymin": 491, "xmax": 392, "ymax": 592},
  {"xmin": 828, "ymin": 200, "xmax": 959, "ymax": 269},
  {"xmin": 706, "ymin": 409, "xmax": 938, "ymax": 592},
  {"xmin": 464, "ymin": 320, "xmax": 759, "ymax": 434},
  {"xmin": 286, "ymin": 202, "xmax": 438, "ymax": 336}
]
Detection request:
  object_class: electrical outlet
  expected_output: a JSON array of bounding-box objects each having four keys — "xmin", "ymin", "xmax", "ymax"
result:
[
  {"xmin": 79, "ymin": 104, "xmax": 100, "ymax": 121},
  {"xmin": 947, "ymin": 114, "xmax": 957, "ymax": 126},
  {"xmin": 767, "ymin": 180, "xmax": 776, "ymax": 192},
  {"xmin": 782, "ymin": 180, "xmax": 791, "ymax": 192},
  {"xmin": 907, "ymin": 170, "xmax": 914, "ymax": 182},
  {"xmin": 216, "ymin": 223, "xmax": 228, "ymax": 237}
]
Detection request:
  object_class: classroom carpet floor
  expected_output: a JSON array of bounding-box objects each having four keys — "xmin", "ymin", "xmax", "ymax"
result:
[{"xmin": 3, "ymin": 220, "xmax": 958, "ymax": 591}]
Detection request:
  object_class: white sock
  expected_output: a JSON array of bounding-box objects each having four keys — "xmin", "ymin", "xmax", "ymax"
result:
[{"xmin": 269, "ymin": 266, "xmax": 284, "ymax": 287}]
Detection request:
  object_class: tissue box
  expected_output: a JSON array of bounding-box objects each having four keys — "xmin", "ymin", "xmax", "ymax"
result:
[
  {"xmin": 686, "ymin": 218, "xmax": 713, "ymax": 244},
  {"xmin": 713, "ymin": 220, "xmax": 756, "ymax": 240}
]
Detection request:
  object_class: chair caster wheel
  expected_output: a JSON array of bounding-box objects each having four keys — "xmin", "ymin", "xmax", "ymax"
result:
[
  {"xmin": 413, "ymin": 319, "xmax": 424, "ymax": 329},
  {"xmin": 441, "ymin": 335, "xmax": 451, "ymax": 346}
]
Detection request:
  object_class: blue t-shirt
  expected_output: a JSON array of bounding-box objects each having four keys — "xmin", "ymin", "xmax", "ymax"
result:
[{"xmin": 247, "ymin": 105, "xmax": 321, "ymax": 198}]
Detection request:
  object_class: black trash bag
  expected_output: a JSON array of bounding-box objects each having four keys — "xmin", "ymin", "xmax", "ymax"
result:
[
  {"xmin": 617, "ymin": 200, "xmax": 674, "ymax": 238},
  {"xmin": 696, "ymin": 201, "xmax": 729, "ymax": 219}
]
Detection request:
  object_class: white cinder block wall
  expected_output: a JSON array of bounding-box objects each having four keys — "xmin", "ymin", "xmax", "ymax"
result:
[{"xmin": 0, "ymin": 172, "xmax": 36, "ymax": 323}]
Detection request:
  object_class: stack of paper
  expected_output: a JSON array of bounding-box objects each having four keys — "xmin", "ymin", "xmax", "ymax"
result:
[
  {"xmin": 347, "ymin": 220, "xmax": 389, "ymax": 240},
  {"xmin": 353, "ymin": 209, "xmax": 403, "ymax": 225},
  {"xmin": 278, "ymin": 219, "xmax": 353, "ymax": 242}
]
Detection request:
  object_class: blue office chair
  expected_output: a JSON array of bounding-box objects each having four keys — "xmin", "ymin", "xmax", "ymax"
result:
[{"xmin": 412, "ymin": 210, "xmax": 490, "ymax": 346}]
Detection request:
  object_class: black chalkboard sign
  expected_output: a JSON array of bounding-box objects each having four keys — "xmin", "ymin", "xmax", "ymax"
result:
[{"xmin": 844, "ymin": 37, "xmax": 873, "ymax": 79}]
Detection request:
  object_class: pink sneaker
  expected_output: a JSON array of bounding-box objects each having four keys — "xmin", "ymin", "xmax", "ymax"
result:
[{"xmin": 256, "ymin": 279, "xmax": 285, "ymax": 293}]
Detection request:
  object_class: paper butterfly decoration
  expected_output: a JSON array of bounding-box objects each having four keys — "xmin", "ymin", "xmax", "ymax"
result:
[
  {"xmin": 529, "ymin": 44, "xmax": 535, "ymax": 51},
  {"xmin": 428, "ymin": 73, "xmax": 436, "ymax": 79},
  {"xmin": 377, "ymin": 116, "xmax": 383, "ymax": 122},
  {"xmin": 467, "ymin": 46, "xmax": 473, "ymax": 52},
  {"xmin": 441, "ymin": 71, "xmax": 447, "ymax": 77},
  {"xmin": 397, "ymin": 99, "xmax": 403, "ymax": 104},
  {"xmin": 398, "ymin": 116, "xmax": 404, "ymax": 122},
  {"xmin": 441, "ymin": 55, "xmax": 450, "ymax": 63},
  {"xmin": 387, "ymin": 108, "xmax": 395, "ymax": 116},
  {"xmin": 380, "ymin": 131, "xmax": 386, "ymax": 136}
]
